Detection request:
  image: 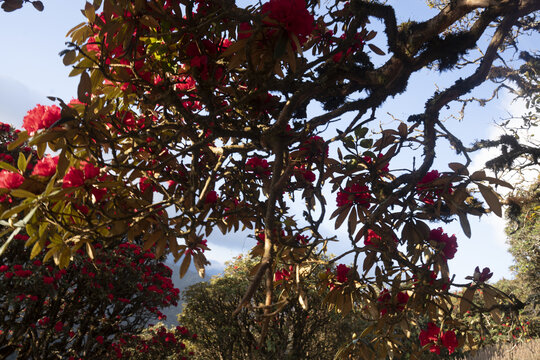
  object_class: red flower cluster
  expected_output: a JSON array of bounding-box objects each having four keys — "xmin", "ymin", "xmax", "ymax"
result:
[
  {"xmin": 0, "ymin": 153, "xmax": 14, "ymax": 164},
  {"xmin": 62, "ymin": 162, "xmax": 101, "ymax": 188},
  {"xmin": 246, "ymin": 156, "xmax": 271, "ymax": 177},
  {"xmin": 364, "ymin": 229, "xmax": 381, "ymax": 247},
  {"xmin": 336, "ymin": 183, "xmax": 372, "ymax": 208},
  {"xmin": 333, "ymin": 33, "xmax": 365, "ymax": 62},
  {"xmin": 32, "ymin": 155, "xmax": 59, "ymax": 177},
  {"xmin": 377, "ymin": 289, "xmax": 409, "ymax": 316},
  {"xmin": 416, "ymin": 170, "xmax": 453, "ymax": 205},
  {"xmin": 335, "ymin": 264, "xmax": 350, "ymax": 283},
  {"xmin": 419, "ymin": 322, "xmax": 458, "ymax": 355},
  {"xmin": 298, "ymin": 136, "xmax": 327, "ymax": 162},
  {"xmin": 294, "ymin": 165, "xmax": 316, "ymax": 183},
  {"xmin": 274, "ymin": 266, "xmax": 292, "ymax": 282},
  {"xmin": 363, "ymin": 153, "xmax": 389, "ymax": 173},
  {"xmin": 429, "ymin": 227, "xmax": 458, "ymax": 260},
  {"xmin": 0, "ymin": 170, "xmax": 24, "ymax": 189},
  {"xmin": 262, "ymin": 0, "xmax": 315, "ymax": 46},
  {"xmin": 22, "ymin": 104, "xmax": 62, "ymax": 135}
]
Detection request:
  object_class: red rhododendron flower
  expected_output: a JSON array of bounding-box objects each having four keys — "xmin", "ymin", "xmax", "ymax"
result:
[
  {"xmin": 376, "ymin": 289, "xmax": 409, "ymax": 316},
  {"xmin": 262, "ymin": 0, "xmax": 315, "ymax": 46},
  {"xmin": 32, "ymin": 155, "xmax": 59, "ymax": 177},
  {"xmin": 335, "ymin": 264, "xmax": 350, "ymax": 283},
  {"xmin": 246, "ymin": 156, "xmax": 271, "ymax": 177},
  {"xmin": 96, "ymin": 335, "xmax": 104, "ymax": 344},
  {"xmin": 419, "ymin": 322, "xmax": 441, "ymax": 354},
  {"xmin": 429, "ymin": 227, "xmax": 458, "ymax": 260},
  {"xmin": 23, "ymin": 104, "xmax": 62, "ymax": 134},
  {"xmin": 205, "ymin": 190, "xmax": 218, "ymax": 204},
  {"xmin": 298, "ymin": 136, "xmax": 327, "ymax": 162},
  {"xmin": 274, "ymin": 268, "xmax": 290, "ymax": 282},
  {"xmin": 54, "ymin": 321, "xmax": 64, "ymax": 332},
  {"xmin": 416, "ymin": 170, "xmax": 453, "ymax": 205},
  {"xmin": 238, "ymin": 22, "xmax": 253, "ymax": 40},
  {"xmin": 62, "ymin": 168, "xmax": 85, "ymax": 188},
  {"xmin": 363, "ymin": 153, "xmax": 390, "ymax": 173},
  {"xmin": 377, "ymin": 289, "xmax": 391, "ymax": 315},
  {"xmin": 364, "ymin": 229, "xmax": 381, "ymax": 246},
  {"xmin": 43, "ymin": 276, "xmax": 55, "ymax": 284},
  {"xmin": 295, "ymin": 165, "xmax": 315, "ymax": 183},
  {"xmin": 333, "ymin": 33, "xmax": 365, "ymax": 62},
  {"xmin": 336, "ymin": 183, "xmax": 372, "ymax": 208},
  {"xmin": 396, "ymin": 291, "xmax": 409, "ymax": 308},
  {"xmin": 0, "ymin": 170, "xmax": 24, "ymax": 189},
  {"xmin": 81, "ymin": 161, "xmax": 100, "ymax": 179},
  {"xmin": 38, "ymin": 316, "xmax": 50, "ymax": 326},
  {"xmin": 419, "ymin": 322, "xmax": 458, "ymax": 355},
  {"xmin": 0, "ymin": 153, "xmax": 14, "ymax": 164},
  {"xmin": 441, "ymin": 330, "xmax": 458, "ymax": 354}
]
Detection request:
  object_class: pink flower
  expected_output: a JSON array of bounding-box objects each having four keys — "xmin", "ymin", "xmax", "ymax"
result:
[
  {"xmin": 336, "ymin": 183, "xmax": 372, "ymax": 208},
  {"xmin": 0, "ymin": 170, "xmax": 24, "ymax": 189},
  {"xmin": 335, "ymin": 264, "xmax": 350, "ymax": 283},
  {"xmin": 32, "ymin": 155, "xmax": 59, "ymax": 177},
  {"xmin": 62, "ymin": 168, "xmax": 85, "ymax": 188},
  {"xmin": 0, "ymin": 265, "xmax": 8, "ymax": 272},
  {"xmin": 23, "ymin": 104, "xmax": 62, "ymax": 134}
]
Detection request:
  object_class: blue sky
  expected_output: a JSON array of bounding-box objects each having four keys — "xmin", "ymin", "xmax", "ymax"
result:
[{"xmin": 1, "ymin": 0, "xmax": 536, "ymax": 283}]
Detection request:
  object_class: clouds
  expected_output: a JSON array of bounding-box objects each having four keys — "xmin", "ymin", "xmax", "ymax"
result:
[
  {"xmin": 471, "ymin": 93, "xmax": 540, "ymax": 190},
  {"xmin": 0, "ymin": 76, "xmax": 43, "ymax": 128}
]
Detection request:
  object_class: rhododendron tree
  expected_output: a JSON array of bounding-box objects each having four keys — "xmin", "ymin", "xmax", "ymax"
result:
[
  {"xmin": 177, "ymin": 254, "xmax": 367, "ymax": 360},
  {"xmin": 0, "ymin": 124, "xmax": 191, "ymax": 359},
  {"xmin": 0, "ymin": 233, "xmax": 192, "ymax": 359},
  {"xmin": 1, "ymin": 0, "xmax": 539, "ymax": 358}
]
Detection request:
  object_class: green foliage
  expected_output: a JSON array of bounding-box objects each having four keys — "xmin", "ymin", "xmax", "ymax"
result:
[
  {"xmin": 178, "ymin": 255, "xmax": 367, "ymax": 360},
  {"xmin": 504, "ymin": 179, "xmax": 540, "ymax": 337}
]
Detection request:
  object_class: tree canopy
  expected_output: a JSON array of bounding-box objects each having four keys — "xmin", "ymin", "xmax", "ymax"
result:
[
  {"xmin": 1, "ymin": 0, "xmax": 539, "ymax": 358},
  {"xmin": 178, "ymin": 254, "xmax": 367, "ymax": 360}
]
